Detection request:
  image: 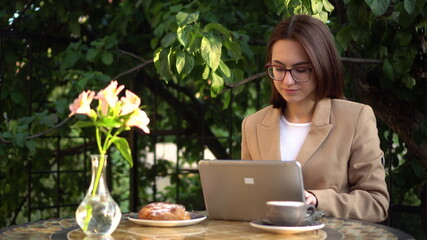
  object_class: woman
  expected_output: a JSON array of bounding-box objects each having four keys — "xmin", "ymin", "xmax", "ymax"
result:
[{"xmin": 241, "ymin": 15, "xmax": 389, "ymax": 222}]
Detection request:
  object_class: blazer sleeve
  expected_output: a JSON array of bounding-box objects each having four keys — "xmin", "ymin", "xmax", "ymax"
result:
[
  {"xmin": 241, "ymin": 117, "xmax": 252, "ymax": 160},
  {"xmin": 310, "ymin": 105, "xmax": 390, "ymax": 222}
]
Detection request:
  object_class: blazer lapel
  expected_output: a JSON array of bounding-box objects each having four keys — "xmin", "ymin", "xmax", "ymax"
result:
[
  {"xmin": 296, "ymin": 98, "xmax": 333, "ymax": 166},
  {"xmin": 256, "ymin": 107, "xmax": 281, "ymax": 160}
]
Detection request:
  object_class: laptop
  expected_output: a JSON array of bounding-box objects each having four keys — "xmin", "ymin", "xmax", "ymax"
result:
[{"xmin": 198, "ymin": 160, "xmax": 305, "ymax": 221}]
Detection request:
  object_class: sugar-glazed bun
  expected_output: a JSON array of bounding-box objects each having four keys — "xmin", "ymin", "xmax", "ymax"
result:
[{"xmin": 138, "ymin": 202, "xmax": 191, "ymax": 220}]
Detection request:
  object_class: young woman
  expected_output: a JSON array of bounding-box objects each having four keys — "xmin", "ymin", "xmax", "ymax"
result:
[{"xmin": 241, "ymin": 15, "xmax": 389, "ymax": 222}]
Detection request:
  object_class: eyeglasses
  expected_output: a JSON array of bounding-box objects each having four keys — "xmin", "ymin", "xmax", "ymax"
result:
[{"xmin": 265, "ymin": 64, "xmax": 312, "ymax": 82}]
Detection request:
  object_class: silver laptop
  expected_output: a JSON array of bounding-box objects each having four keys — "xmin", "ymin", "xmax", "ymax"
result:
[{"xmin": 198, "ymin": 160, "xmax": 305, "ymax": 221}]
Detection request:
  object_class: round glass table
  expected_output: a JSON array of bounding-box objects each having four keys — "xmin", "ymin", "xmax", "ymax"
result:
[{"xmin": 0, "ymin": 213, "xmax": 415, "ymax": 240}]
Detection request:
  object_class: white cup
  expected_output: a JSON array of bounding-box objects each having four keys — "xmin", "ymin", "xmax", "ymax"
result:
[{"xmin": 266, "ymin": 201, "xmax": 315, "ymax": 226}]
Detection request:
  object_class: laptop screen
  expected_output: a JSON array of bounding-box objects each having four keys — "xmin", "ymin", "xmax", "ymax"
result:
[{"xmin": 198, "ymin": 160, "xmax": 305, "ymax": 221}]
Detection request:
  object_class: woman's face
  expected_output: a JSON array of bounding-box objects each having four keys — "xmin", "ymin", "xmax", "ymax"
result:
[{"xmin": 271, "ymin": 39, "xmax": 317, "ymax": 106}]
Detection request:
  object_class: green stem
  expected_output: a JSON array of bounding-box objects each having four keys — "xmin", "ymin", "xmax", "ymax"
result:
[
  {"xmin": 82, "ymin": 154, "xmax": 105, "ymax": 232},
  {"xmin": 95, "ymin": 127, "xmax": 103, "ymax": 154},
  {"xmin": 101, "ymin": 128, "xmax": 113, "ymax": 153},
  {"xmin": 91, "ymin": 154, "xmax": 106, "ymax": 195}
]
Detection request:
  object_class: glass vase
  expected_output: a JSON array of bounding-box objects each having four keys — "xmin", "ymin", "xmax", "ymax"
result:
[{"xmin": 75, "ymin": 154, "xmax": 122, "ymax": 237}]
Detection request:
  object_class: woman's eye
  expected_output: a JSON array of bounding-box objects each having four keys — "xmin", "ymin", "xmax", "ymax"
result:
[
  {"xmin": 274, "ymin": 67, "xmax": 285, "ymax": 72},
  {"xmin": 295, "ymin": 68, "xmax": 308, "ymax": 73}
]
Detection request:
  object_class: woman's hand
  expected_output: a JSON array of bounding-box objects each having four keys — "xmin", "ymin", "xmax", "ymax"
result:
[{"xmin": 305, "ymin": 190, "xmax": 318, "ymax": 206}]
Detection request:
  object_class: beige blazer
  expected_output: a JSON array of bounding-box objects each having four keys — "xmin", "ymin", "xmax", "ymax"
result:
[{"xmin": 241, "ymin": 98, "xmax": 389, "ymax": 222}]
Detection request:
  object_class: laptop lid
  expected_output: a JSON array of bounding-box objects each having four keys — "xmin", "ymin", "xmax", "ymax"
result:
[{"xmin": 198, "ymin": 160, "xmax": 305, "ymax": 221}]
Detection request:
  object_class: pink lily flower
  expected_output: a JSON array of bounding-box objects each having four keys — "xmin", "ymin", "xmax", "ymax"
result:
[
  {"xmin": 126, "ymin": 109, "xmax": 150, "ymax": 133},
  {"xmin": 120, "ymin": 90, "xmax": 141, "ymax": 116},
  {"xmin": 95, "ymin": 80, "xmax": 125, "ymax": 116},
  {"xmin": 69, "ymin": 90, "xmax": 95, "ymax": 117}
]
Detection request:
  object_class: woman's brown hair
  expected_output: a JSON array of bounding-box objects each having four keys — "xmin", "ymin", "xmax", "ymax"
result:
[{"xmin": 267, "ymin": 15, "xmax": 345, "ymax": 108}]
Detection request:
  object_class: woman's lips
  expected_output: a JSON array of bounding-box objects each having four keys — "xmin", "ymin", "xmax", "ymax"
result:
[{"xmin": 283, "ymin": 88, "xmax": 299, "ymax": 94}]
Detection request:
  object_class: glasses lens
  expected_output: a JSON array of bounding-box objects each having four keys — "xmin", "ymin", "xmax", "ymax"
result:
[
  {"xmin": 291, "ymin": 68, "xmax": 311, "ymax": 82},
  {"xmin": 267, "ymin": 66, "xmax": 283, "ymax": 81},
  {"xmin": 267, "ymin": 66, "xmax": 311, "ymax": 82}
]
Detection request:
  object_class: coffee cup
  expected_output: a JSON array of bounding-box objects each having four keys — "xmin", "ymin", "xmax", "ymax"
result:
[{"xmin": 266, "ymin": 201, "xmax": 315, "ymax": 226}]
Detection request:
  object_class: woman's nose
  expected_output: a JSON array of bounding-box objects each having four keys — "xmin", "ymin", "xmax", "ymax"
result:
[{"xmin": 283, "ymin": 71, "xmax": 295, "ymax": 85}]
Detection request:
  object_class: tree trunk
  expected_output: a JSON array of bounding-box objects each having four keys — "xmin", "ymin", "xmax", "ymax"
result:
[
  {"xmin": 348, "ymin": 63, "xmax": 427, "ymax": 170},
  {"xmin": 137, "ymin": 73, "xmax": 230, "ymax": 160}
]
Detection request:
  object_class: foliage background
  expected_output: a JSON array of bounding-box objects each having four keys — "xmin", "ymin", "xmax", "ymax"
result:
[{"xmin": 0, "ymin": 0, "xmax": 426, "ymax": 239}]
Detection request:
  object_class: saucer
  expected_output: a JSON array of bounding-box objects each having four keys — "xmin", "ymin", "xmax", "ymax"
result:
[
  {"xmin": 128, "ymin": 214, "xmax": 207, "ymax": 227},
  {"xmin": 250, "ymin": 219, "xmax": 325, "ymax": 234}
]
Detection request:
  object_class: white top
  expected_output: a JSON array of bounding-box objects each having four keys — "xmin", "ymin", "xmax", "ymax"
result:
[{"xmin": 280, "ymin": 115, "xmax": 311, "ymax": 161}]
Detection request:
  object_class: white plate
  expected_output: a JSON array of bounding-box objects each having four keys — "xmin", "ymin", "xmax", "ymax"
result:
[
  {"xmin": 128, "ymin": 214, "xmax": 207, "ymax": 227},
  {"xmin": 250, "ymin": 219, "xmax": 325, "ymax": 234}
]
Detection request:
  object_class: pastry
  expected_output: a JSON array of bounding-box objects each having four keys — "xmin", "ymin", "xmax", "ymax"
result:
[{"xmin": 138, "ymin": 202, "xmax": 191, "ymax": 220}]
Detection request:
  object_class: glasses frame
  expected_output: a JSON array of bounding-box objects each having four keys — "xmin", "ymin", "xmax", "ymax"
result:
[{"xmin": 265, "ymin": 64, "xmax": 313, "ymax": 83}]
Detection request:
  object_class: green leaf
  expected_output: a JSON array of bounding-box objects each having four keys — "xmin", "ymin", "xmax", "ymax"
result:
[
  {"xmin": 402, "ymin": 76, "xmax": 416, "ymax": 89},
  {"xmin": 323, "ymin": 0, "xmax": 335, "ymax": 12},
  {"xmin": 202, "ymin": 64, "xmax": 210, "ymax": 79},
  {"xmin": 364, "ymin": 0, "xmax": 390, "ymax": 16},
  {"xmin": 12, "ymin": 133, "xmax": 28, "ymax": 147},
  {"xmin": 421, "ymin": 2, "xmax": 427, "ymax": 18},
  {"xmin": 161, "ymin": 32, "xmax": 177, "ymax": 48},
  {"xmin": 404, "ymin": 0, "xmax": 416, "ymax": 14},
  {"xmin": 175, "ymin": 50, "xmax": 194, "ymax": 79},
  {"xmin": 97, "ymin": 117, "xmax": 122, "ymax": 128},
  {"xmin": 350, "ymin": 27, "xmax": 370, "ymax": 42},
  {"xmin": 62, "ymin": 49, "xmax": 80, "ymax": 70},
  {"xmin": 153, "ymin": 23, "xmax": 166, "ymax": 37},
  {"xmin": 415, "ymin": 19, "xmax": 427, "ymax": 32},
  {"xmin": 167, "ymin": 47, "xmax": 175, "ymax": 78},
  {"xmin": 102, "ymin": 52, "xmax": 114, "ymax": 65},
  {"xmin": 203, "ymin": 23, "xmax": 232, "ymax": 40},
  {"xmin": 154, "ymin": 47, "xmax": 172, "ymax": 82},
  {"xmin": 210, "ymin": 71, "xmax": 224, "ymax": 97},
  {"xmin": 177, "ymin": 26, "xmax": 192, "ymax": 48},
  {"xmin": 312, "ymin": 0, "xmax": 323, "ymax": 14},
  {"xmin": 218, "ymin": 60, "xmax": 231, "ymax": 79},
  {"xmin": 378, "ymin": 46, "xmax": 388, "ymax": 58},
  {"xmin": 222, "ymin": 90, "xmax": 231, "ymax": 109},
  {"xmin": 223, "ymin": 41, "xmax": 242, "ymax": 60},
  {"xmin": 69, "ymin": 21, "xmax": 81, "ymax": 37},
  {"xmin": 347, "ymin": 2, "xmax": 369, "ymax": 26},
  {"xmin": 11, "ymin": 91, "xmax": 24, "ymax": 104},
  {"xmin": 176, "ymin": 50, "xmax": 185, "ymax": 74},
  {"xmin": 312, "ymin": 11, "xmax": 329, "ymax": 23},
  {"xmin": 382, "ymin": 58, "xmax": 394, "ymax": 81},
  {"xmin": 2, "ymin": 131, "xmax": 13, "ymax": 139},
  {"xmin": 176, "ymin": 11, "xmax": 199, "ymax": 27},
  {"xmin": 394, "ymin": 31, "xmax": 412, "ymax": 46},
  {"xmin": 240, "ymin": 40, "xmax": 254, "ymax": 60},
  {"xmin": 40, "ymin": 114, "xmax": 58, "ymax": 127},
  {"xmin": 55, "ymin": 99, "xmax": 68, "ymax": 115},
  {"xmin": 201, "ymin": 33, "xmax": 222, "ymax": 72},
  {"xmin": 150, "ymin": 37, "xmax": 158, "ymax": 50},
  {"xmin": 410, "ymin": 157, "xmax": 427, "ymax": 179},
  {"xmin": 392, "ymin": 3, "xmax": 416, "ymax": 28},
  {"xmin": 112, "ymin": 137, "xmax": 133, "ymax": 167},
  {"xmin": 25, "ymin": 140, "xmax": 36, "ymax": 155},
  {"xmin": 336, "ymin": 26, "xmax": 352, "ymax": 50}
]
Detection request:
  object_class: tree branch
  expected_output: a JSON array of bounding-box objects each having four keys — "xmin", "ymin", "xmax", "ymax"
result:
[
  {"xmin": 113, "ymin": 59, "xmax": 153, "ymax": 80},
  {"xmin": 341, "ymin": 57, "xmax": 383, "ymax": 64},
  {"xmin": 0, "ymin": 117, "xmax": 72, "ymax": 144},
  {"xmin": 118, "ymin": 49, "xmax": 148, "ymax": 62},
  {"xmin": 225, "ymin": 72, "xmax": 267, "ymax": 89}
]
